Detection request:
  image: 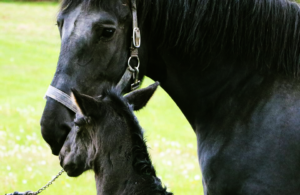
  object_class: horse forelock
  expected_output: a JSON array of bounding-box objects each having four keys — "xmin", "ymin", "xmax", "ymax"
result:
[
  {"xmin": 138, "ymin": 0, "xmax": 300, "ymax": 76},
  {"xmin": 59, "ymin": 0, "xmax": 129, "ymax": 19}
]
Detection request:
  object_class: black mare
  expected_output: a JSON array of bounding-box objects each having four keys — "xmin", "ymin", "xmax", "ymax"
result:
[{"xmin": 41, "ymin": 0, "xmax": 300, "ymax": 194}]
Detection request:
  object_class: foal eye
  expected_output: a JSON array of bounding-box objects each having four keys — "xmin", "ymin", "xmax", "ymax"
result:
[
  {"xmin": 101, "ymin": 28, "xmax": 115, "ymax": 38},
  {"xmin": 74, "ymin": 116, "xmax": 86, "ymax": 126},
  {"xmin": 75, "ymin": 126, "xmax": 81, "ymax": 133}
]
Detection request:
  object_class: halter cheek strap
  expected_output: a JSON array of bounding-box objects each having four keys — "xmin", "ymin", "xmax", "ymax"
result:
[
  {"xmin": 45, "ymin": 0, "xmax": 141, "ymax": 114},
  {"xmin": 117, "ymin": 0, "xmax": 141, "ymax": 91}
]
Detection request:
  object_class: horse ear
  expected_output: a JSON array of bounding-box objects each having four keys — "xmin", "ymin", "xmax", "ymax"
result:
[
  {"xmin": 71, "ymin": 88, "xmax": 97, "ymax": 116},
  {"xmin": 124, "ymin": 82, "xmax": 159, "ymax": 111}
]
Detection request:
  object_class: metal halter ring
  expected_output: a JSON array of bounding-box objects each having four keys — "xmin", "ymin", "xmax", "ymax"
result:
[
  {"xmin": 132, "ymin": 27, "xmax": 141, "ymax": 48},
  {"xmin": 128, "ymin": 56, "xmax": 140, "ymax": 71}
]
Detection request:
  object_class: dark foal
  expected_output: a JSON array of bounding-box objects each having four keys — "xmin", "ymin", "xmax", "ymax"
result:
[{"xmin": 59, "ymin": 82, "xmax": 172, "ymax": 195}]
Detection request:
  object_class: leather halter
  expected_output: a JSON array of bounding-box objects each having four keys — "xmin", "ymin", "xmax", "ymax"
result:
[
  {"xmin": 45, "ymin": 0, "xmax": 141, "ymax": 114},
  {"xmin": 116, "ymin": 0, "xmax": 141, "ymax": 92}
]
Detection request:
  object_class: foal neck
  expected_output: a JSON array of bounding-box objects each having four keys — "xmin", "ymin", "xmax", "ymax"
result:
[
  {"xmin": 94, "ymin": 167, "xmax": 159, "ymax": 195},
  {"xmin": 94, "ymin": 160, "xmax": 140, "ymax": 195},
  {"xmin": 93, "ymin": 113, "xmax": 170, "ymax": 195}
]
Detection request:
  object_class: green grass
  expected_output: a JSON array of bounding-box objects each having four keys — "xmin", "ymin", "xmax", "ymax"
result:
[{"xmin": 0, "ymin": 2, "xmax": 203, "ymax": 195}]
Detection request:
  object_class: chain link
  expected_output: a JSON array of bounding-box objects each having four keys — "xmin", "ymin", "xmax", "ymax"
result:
[{"xmin": 27, "ymin": 169, "xmax": 65, "ymax": 195}]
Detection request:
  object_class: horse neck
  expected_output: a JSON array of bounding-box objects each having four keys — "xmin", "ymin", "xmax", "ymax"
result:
[
  {"xmin": 146, "ymin": 50, "xmax": 278, "ymax": 130},
  {"xmin": 95, "ymin": 172, "xmax": 165, "ymax": 195},
  {"xmin": 93, "ymin": 123, "xmax": 167, "ymax": 195},
  {"xmin": 94, "ymin": 163, "xmax": 140, "ymax": 195},
  {"xmin": 139, "ymin": 0, "xmax": 300, "ymax": 126}
]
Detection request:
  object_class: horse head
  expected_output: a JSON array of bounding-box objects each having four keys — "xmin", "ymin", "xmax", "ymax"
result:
[
  {"xmin": 40, "ymin": 0, "xmax": 146, "ymax": 155},
  {"xmin": 59, "ymin": 82, "xmax": 159, "ymax": 177}
]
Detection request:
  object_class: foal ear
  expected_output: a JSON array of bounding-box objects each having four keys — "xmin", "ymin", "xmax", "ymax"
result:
[
  {"xmin": 124, "ymin": 82, "xmax": 159, "ymax": 111},
  {"xmin": 71, "ymin": 89, "xmax": 98, "ymax": 116}
]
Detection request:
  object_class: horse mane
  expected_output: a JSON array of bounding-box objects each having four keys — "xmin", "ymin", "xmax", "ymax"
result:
[
  {"xmin": 104, "ymin": 89, "xmax": 172, "ymax": 195},
  {"xmin": 138, "ymin": 0, "xmax": 300, "ymax": 76}
]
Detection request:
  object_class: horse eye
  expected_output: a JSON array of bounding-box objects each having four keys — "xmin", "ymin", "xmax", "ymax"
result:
[
  {"xmin": 101, "ymin": 28, "xmax": 115, "ymax": 38},
  {"xmin": 56, "ymin": 20, "xmax": 64, "ymax": 38}
]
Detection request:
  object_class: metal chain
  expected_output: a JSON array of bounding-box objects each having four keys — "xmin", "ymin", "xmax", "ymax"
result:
[{"xmin": 27, "ymin": 169, "xmax": 65, "ymax": 195}]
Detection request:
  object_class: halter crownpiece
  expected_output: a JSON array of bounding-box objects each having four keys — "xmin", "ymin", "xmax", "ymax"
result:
[{"xmin": 45, "ymin": 0, "xmax": 141, "ymax": 114}]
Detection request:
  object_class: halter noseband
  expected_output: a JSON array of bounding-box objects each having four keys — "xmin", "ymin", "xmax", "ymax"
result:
[{"xmin": 45, "ymin": 0, "xmax": 141, "ymax": 114}]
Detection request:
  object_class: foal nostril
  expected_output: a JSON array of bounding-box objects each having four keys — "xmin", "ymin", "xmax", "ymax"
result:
[
  {"xmin": 64, "ymin": 163, "xmax": 77, "ymax": 172},
  {"xmin": 59, "ymin": 155, "xmax": 64, "ymax": 167}
]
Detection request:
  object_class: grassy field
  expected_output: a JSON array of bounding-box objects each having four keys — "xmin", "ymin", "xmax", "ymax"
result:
[{"xmin": 0, "ymin": 2, "xmax": 203, "ymax": 194}]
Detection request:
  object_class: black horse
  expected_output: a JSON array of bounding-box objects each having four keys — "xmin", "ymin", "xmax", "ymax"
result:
[
  {"xmin": 41, "ymin": 0, "xmax": 300, "ymax": 194},
  {"xmin": 60, "ymin": 83, "xmax": 172, "ymax": 195}
]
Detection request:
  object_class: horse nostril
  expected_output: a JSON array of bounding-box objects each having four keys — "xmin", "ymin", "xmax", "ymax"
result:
[
  {"xmin": 64, "ymin": 163, "xmax": 77, "ymax": 172},
  {"xmin": 59, "ymin": 155, "xmax": 64, "ymax": 166}
]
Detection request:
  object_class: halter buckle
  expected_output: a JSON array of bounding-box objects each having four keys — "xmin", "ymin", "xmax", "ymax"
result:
[
  {"xmin": 131, "ymin": 81, "xmax": 140, "ymax": 91},
  {"xmin": 128, "ymin": 61, "xmax": 141, "ymax": 91},
  {"xmin": 131, "ymin": 67, "xmax": 140, "ymax": 90}
]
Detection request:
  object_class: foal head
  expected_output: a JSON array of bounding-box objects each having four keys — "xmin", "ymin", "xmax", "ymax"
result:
[{"xmin": 59, "ymin": 82, "xmax": 159, "ymax": 177}]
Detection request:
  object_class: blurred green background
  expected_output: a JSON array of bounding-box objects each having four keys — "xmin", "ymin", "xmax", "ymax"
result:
[
  {"xmin": 1, "ymin": 0, "xmax": 300, "ymax": 194},
  {"xmin": 0, "ymin": 1, "xmax": 202, "ymax": 194}
]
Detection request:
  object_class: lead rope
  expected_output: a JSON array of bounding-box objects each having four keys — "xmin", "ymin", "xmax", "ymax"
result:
[{"xmin": 5, "ymin": 169, "xmax": 64, "ymax": 195}]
